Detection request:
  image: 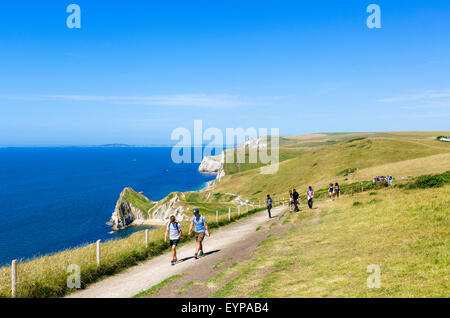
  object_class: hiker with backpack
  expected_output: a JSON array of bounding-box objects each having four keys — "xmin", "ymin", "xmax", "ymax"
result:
[
  {"xmin": 307, "ymin": 186, "xmax": 314, "ymax": 210},
  {"xmin": 188, "ymin": 209, "xmax": 210, "ymax": 259},
  {"xmin": 328, "ymin": 183, "xmax": 335, "ymax": 201},
  {"xmin": 289, "ymin": 190, "xmax": 294, "ymax": 212},
  {"xmin": 335, "ymin": 182, "xmax": 340, "ymax": 199},
  {"xmin": 266, "ymin": 194, "xmax": 273, "ymax": 218},
  {"xmin": 293, "ymin": 189, "xmax": 300, "ymax": 212},
  {"xmin": 164, "ymin": 215, "xmax": 182, "ymax": 265}
]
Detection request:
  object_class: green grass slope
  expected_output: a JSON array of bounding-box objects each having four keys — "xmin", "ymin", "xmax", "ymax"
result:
[
  {"xmin": 211, "ymin": 136, "xmax": 450, "ymax": 201},
  {"xmin": 208, "ymin": 184, "xmax": 450, "ymax": 297}
]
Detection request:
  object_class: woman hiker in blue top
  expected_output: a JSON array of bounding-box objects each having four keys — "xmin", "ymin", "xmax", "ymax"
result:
[
  {"xmin": 188, "ymin": 209, "xmax": 210, "ymax": 259},
  {"xmin": 164, "ymin": 215, "xmax": 182, "ymax": 265}
]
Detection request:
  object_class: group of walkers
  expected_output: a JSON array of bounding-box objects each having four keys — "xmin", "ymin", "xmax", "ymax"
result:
[
  {"xmin": 328, "ymin": 182, "xmax": 340, "ymax": 201},
  {"xmin": 265, "ymin": 186, "xmax": 317, "ymax": 219},
  {"xmin": 373, "ymin": 176, "xmax": 393, "ymax": 186},
  {"xmin": 163, "ymin": 208, "xmax": 210, "ymax": 265},
  {"xmin": 163, "ymin": 180, "xmax": 351, "ymax": 265}
]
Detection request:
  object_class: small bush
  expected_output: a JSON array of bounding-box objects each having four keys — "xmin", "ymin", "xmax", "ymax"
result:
[
  {"xmin": 404, "ymin": 171, "xmax": 450, "ymax": 189},
  {"xmin": 337, "ymin": 167, "xmax": 357, "ymax": 177},
  {"xmin": 353, "ymin": 201, "xmax": 364, "ymax": 207},
  {"xmin": 367, "ymin": 198, "xmax": 382, "ymax": 205},
  {"xmin": 346, "ymin": 137, "xmax": 366, "ymax": 143}
]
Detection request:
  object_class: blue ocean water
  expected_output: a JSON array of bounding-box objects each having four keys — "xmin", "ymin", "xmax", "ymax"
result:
[{"xmin": 0, "ymin": 147, "xmax": 215, "ymax": 266}]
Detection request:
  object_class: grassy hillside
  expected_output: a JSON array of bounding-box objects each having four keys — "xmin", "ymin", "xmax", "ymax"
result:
[
  {"xmin": 211, "ymin": 135, "xmax": 450, "ymax": 201},
  {"xmin": 1, "ymin": 132, "xmax": 448, "ymax": 298},
  {"xmin": 207, "ymin": 184, "xmax": 450, "ymax": 297}
]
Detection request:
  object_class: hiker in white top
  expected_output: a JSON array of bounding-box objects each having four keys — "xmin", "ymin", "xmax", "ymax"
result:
[
  {"xmin": 164, "ymin": 215, "xmax": 182, "ymax": 265},
  {"xmin": 307, "ymin": 186, "xmax": 314, "ymax": 210}
]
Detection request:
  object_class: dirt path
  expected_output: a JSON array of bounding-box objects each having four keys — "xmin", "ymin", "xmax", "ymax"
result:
[{"xmin": 67, "ymin": 206, "xmax": 286, "ymax": 298}]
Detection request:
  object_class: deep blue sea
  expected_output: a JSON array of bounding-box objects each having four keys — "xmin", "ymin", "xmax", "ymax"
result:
[{"xmin": 0, "ymin": 147, "xmax": 215, "ymax": 266}]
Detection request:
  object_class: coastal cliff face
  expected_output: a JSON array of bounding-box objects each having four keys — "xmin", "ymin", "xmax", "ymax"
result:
[
  {"xmin": 109, "ymin": 187, "xmax": 153, "ymax": 230},
  {"xmin": 238, "ymin": 136, "xmax": 268, "ymax": 149},
  {"xmin": 152, "ymin": 193, "xmax": 186, "ymax": 221},
  {"xmin": 109, "ymin": 188, "xmax": 187, "ymax": 231},
  {"xmin": 199, "ymin": 153, "xmax": 225, "ymax": 180}
]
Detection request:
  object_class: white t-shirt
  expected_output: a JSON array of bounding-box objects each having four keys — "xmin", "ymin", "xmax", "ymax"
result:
[
  {"xmin": 166, "ymin": 222, "xmax": 182, "ymax": 240},
  {"xmin": 307, "ymin": 190, "xmax": 314, "ymax": 200}
]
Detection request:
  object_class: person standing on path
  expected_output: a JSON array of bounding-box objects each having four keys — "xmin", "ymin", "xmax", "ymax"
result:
[
  {"xmin": 307, "ymin": 186, "xmax": 314, "ymax": 210},
  {"xmin": 289, "ymin": 190, "xmax": 294, "ymax": 212},
  {"xmin": 293, "ymin": 189, "xmax": 300, "ymax": 212},
  {"xmin": 266, "ymin": 194, "xmax": 273, "ymax": 218},
  {"xmin": 188, "ymin": 209, "xmax": 210, "ymax": 259},
  {"xmin": 334, "ymin": 183, "xmax": 340, "ymax": 199},
  {"xmin": 328, "ymin": 183, "xmax": 335, "ymax": 201},
  {"xmin": 164, "ymin": 215, "xmax": 182, "ymax": 265}
]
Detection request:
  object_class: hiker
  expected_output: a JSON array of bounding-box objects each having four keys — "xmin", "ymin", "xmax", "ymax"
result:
[
  {"xmin": 293, "ymin": 189, "xmax": 300, "ymax": 212},
  {"xmin": 266, "ymin": 194, "xmax": 273, "ymax": 218},
  {"xmin": 164, "ymin": 215, "xmax": 182, "ymax": 265},
  {"xmin": 389, "ymin": 176, "xmax": 393, "ymax": 186},
  {"xmin": 335, "ymin": 182, "xmax": 340, "ymax": 199},
  {"xmin": 328, "ymin": 183, "xmax": 335, "ymax": 201},
  {"xmin": 307, "ymin": 186, "xmax": 314, "ymax": 210},
  {"xmin": 188, "ymin": 209, "xmax": 210, "ymax": 259},
  {"xmin": 289, "ymin": 190, "xmax": 294, "ymax": 212}
]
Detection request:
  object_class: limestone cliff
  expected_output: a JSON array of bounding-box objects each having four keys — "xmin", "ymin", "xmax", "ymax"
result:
[
  {"xmin": 199, "ymin": 153, "xmax": 225, "ymax": 181},
  {"xmin": 109, "ymin": 188, "xmax": 187, "ymax": 231},
  {"xmin": 109, "ymin": 187, "xmax": 154, "ymax": 230},
  {"xmin": 151, "ymin": 193, "xmax": 186, "ymax": 221}
]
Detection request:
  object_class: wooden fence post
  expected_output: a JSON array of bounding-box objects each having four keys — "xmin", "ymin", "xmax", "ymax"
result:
[
  {"xmin": 11, "ymin": 259, "xmax": 17, "ymax": 298},
  {"xmin": 228, "ymin": 207, "xmax": 231, "ymax": 221},
  {"xmin": 145, "ymin": 229, "xmax": 149, "ymax": 248},
  {"xmin": 216, "ymin": 210, "xmax": 218, "ymax": 222},
  {"xmin": 96, "ymin": 239, "xmax": 101, "ymax": 266}
]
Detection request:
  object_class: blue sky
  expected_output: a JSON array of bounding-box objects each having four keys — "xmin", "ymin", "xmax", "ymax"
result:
[{"xmin": 0, "ymin": 0, "xmax": 449, "ymax": 145}]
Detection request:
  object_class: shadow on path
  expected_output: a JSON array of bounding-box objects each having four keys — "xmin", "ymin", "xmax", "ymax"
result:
[{"xmin": 178, "ymin": 249, "xmax": 221, "ymax": 263}]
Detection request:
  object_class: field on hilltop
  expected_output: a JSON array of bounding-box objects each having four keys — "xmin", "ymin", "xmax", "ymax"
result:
[{"xmin": 208, "ymin": 132, "xmax": 450, "ymax": 201}]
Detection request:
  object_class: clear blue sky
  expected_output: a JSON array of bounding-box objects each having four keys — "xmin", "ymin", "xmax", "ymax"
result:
[{"xmin": 1, "ymin": 0, "xmax": 449, "ymax": 145}]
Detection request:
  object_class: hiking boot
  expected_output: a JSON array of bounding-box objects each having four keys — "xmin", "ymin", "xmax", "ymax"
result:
[
  {"xmin": 194, "ymin": 253, "xmax": 198, "ymax": 259},
  {"xmin": 199, "ymin": 251, "xmax": 204, "ymax": 257},
  {"xmin": 171, "ymin": 259, "xmax": 175, "ymax": 265}
]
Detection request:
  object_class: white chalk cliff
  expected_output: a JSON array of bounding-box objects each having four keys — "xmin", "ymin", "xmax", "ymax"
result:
[
  {"xmin": 109, "ymin": 188, "xmax": 186, "ymax": 231},
  {"xmin": 152, "ymin": 193, "xmax": 186, "ymax": 221},
  {"xmin": 109, "ymin": 188, "xmax": 151, "ymax": 230},
  {"xmin": 199, "ymin": 153, "xmax": 225, "ymax": 180},
  {"xmin": 238, "ymin": 136, "xmax": 268, "ymax": 149}
]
